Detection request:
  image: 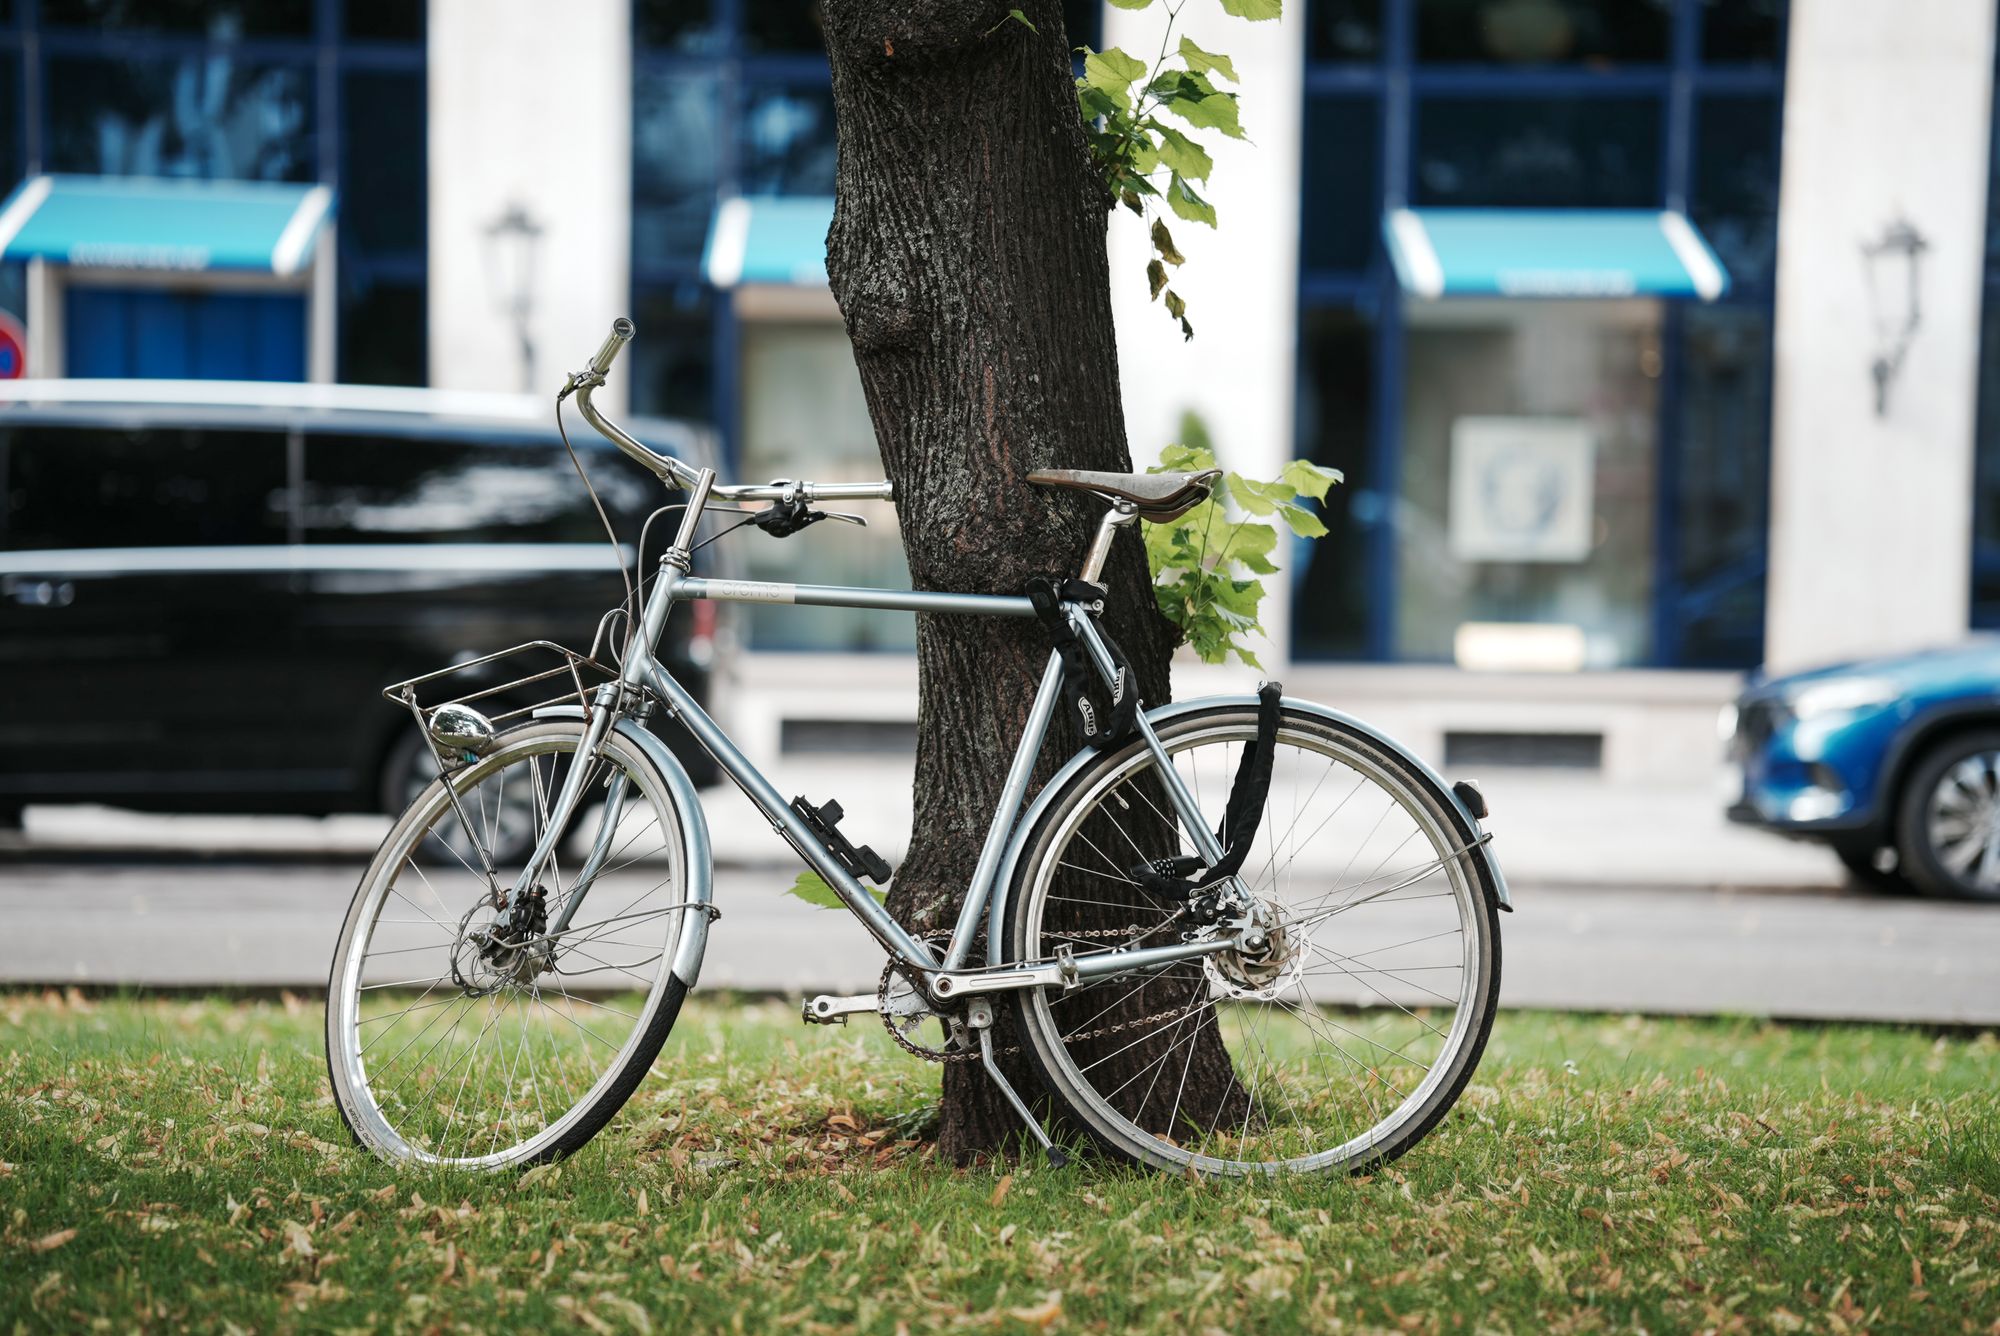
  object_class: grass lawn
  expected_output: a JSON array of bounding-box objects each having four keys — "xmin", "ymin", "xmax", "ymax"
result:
[{"xmin": 2, "ymin": 991, "xmax": 1997, "ymax": 1334}]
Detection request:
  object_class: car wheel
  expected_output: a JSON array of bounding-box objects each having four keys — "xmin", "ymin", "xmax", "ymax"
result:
[
  {"xmin": 1830, "ymin": 840, "xmax": 1915, "ymax": 895},
  {"xmin": 1896, "ymin": 730, "xmax": 2000, "ymax": 901}
]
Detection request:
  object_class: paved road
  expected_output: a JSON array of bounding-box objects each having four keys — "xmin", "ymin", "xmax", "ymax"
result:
[{"xmin": 5, "ymin": 856, "xmax": 1996, "ymax": 1025}]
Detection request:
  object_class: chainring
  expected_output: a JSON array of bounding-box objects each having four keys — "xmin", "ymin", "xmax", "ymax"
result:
[{"xmin": 876, "ymin": 933, "xmax": 978, "ymax": 1063}]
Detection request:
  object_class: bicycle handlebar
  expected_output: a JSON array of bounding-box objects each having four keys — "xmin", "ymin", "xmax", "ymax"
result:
[{"xmin": 570, "ymin": 317, "xmax": 895, "ymax": 506}]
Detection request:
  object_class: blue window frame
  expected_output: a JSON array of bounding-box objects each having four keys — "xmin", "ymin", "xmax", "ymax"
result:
[
  {"xmin": 0, "ymin": 1, "xmax": 427, "ymax": 386},
  {"xmin": 1294, "ymin": 0, "xmax": 1784, "ymax": 668},
  {"xmin": 1969, "ymin": 30, "xmax": 2000, "ymax": 628}
]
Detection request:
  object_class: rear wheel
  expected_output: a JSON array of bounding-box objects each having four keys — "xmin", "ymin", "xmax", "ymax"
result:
[
  {"xmin": 1005, "ymin": 705, "xmax": 1502, "ymax": 1176},
  {"xmin": 328, "ymin": 720, "xmax": 697, "ymax": 1168}
]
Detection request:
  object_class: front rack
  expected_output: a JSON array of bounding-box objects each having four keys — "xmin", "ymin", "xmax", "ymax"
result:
[{"xmin": 382, "ymin": 641, "xmax": 619, "ymax": 754}]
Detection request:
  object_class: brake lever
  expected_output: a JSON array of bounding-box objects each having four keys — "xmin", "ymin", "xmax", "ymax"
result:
[{"xmin": 818, "ymin": 511, "xmax": 868, "ymax": 528}]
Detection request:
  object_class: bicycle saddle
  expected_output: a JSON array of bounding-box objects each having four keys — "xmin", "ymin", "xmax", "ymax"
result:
[{"xmin": 1026, "ymin": 467, "xmax": 1221, "ymax": 522}]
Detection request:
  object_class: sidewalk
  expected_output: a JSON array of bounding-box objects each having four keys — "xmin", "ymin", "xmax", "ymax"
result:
[{"xmin": 7, "ymin": 761, "xmax": 1843, "ymax": 894}]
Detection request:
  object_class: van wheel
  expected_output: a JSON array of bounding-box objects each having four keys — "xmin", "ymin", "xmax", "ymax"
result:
[
  {"xmin": 1896, "ymin": 730, "xmax": 2000, "ymax": 901},
  {"xmin": 378, "ymin": 728, "xmax": 549, "ymax": 867}
]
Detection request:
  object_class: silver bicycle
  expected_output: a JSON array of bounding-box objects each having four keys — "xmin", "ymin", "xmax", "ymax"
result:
[{"xmin": 325, "ymin": 319, "xmax": 1511, "ymax": 1177}]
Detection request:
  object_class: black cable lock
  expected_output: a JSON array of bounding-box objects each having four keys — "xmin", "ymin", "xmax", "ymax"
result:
[
  {"xmin": 1129, "ymin": 681, "xmax": 1283, "ymax": 911},
  {"xmin": 1024, "ymin": 576, "xmax": 1138, "ymax": 750}
]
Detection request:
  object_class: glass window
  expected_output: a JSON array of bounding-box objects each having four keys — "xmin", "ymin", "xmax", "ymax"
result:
[
  {"xmin": 1416, "ymin": 0, "xmax": 1670, "ymax": 64},
  {"xmin": 1975, "ymin": 302, "xmax": 2000, "ymax": 627},
  {"xmin": 45, "ymin": 54, "xmax": 315, "ymax": 182},
  {"xmin": 1308, "ymin": 0, "xmax": 1382, "ymax": 62},
  {"xmin": 1669, "ymin": 304, "xmax": 1769, "ymax": 666},
  {"xmin": 341, "ymin": 69, "xmax": 427, "ymax": 256},
  {"xmin": 40, "ymin": 0, "xmax": 312, "ymax": 37},
  {"xmin": 2, "ymin": 425, "xmax": 290, "ymax": 550},
  {"xmin": 344, "ymin": 0, "xmax": 424, "ymax": 41},
  {"xmin": 1415, "ymin": 95, "xmax": 1660, "ymax": 207},
  {"xmin": 635, "ymin": 0, "xmax": 724, "ymax": 54},
  {"xmin": 1394, "ymin": 298, "xmax": 1663, "ymax": 667},
  {"xmin": 745, "ymin": 0, "xmax": 824, "ymax": 53},
  {"xmin": 741, "ymin": 83, "xmax": 838, "ymax": 197},
  {"xmin": 1692, "ymin": 93, "xmax": 1780, "ymax": 287},
  {"xmin": 301, "ymin": 433, "xmax": 654, "ymax": 545},
  {"xmin": 1701, "ymin": 0, "xmax": 1783, "ymax": 64},
  {"xmin": 1291, "ymin": 306, "xmax": 1376, "ymax": 659},
  {"xmin": 631, "ymin": 284, "xmax": 715, "ymax": 423},
  {"xmin": 338, "ymin": 275, "xmax": 426, "ymax": 387},
  {"xmin": 738, "ymin": 322, "xmax": 913, "ymax": 651},
  {"xmin": 1301, "ymin": 94, "xmax": 1382, "ymax": 274},
  {"xmin": 634, "ymin": 71, "xmax": 721, "ymax": 268}
]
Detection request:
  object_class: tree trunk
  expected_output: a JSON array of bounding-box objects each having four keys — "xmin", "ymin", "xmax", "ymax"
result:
[{"xmin": 821, "ymin": 0, "xmax": 1242, "ymax": 1161}]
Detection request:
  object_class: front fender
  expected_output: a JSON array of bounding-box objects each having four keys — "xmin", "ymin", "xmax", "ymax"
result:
[
  {"xmin": 533, "ymin": 705, "xmax": 713, "ymax": 987},
  {"xmin": 985, "ymin": 693, "xmax": 1511, "ymax": 962}
]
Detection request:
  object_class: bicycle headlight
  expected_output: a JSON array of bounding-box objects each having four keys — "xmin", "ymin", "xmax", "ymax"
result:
[{"xmin": 1785, "ymin": 677, "xmax": 1899, "ymax": 720}]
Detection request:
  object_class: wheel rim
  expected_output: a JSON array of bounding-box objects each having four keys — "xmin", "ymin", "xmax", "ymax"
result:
[
  {"xmin": 1017, "ymin": 716, "xmax": 1490, "ymax": 1174},
  {"xmin": 1926, "ymin": 750, "xmax": 2000, "ymax": 890},
  {"xmin": 331, "ymin": 724, "xmax": 687, "ymax": 1168}
]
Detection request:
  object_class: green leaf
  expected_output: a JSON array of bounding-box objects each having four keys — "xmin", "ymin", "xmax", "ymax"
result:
[
  {"xmin": 1277, "ymin": 502, "xmax": 1330, "ymax": 538},
  {"xmin": 1151, "ymin": 218, "xmax": 1186, "ymax": 266},
  {"xmin": 1076, "ymin": 84, "xmax": 1121, "ymax": 120},
  {"xmin": 984, "ymin": 6, "xmax": 1037, "ymax": 34},
  {"xmin": 1152, "ymin": 124, "xmax": 1214, "ymax": 182},
  {"xmin": 1164, "ymin": 90, "xmax": 1245, "ymax": 140},
  {"xmin": 1230, "ymin": 476, "xmax": 1292, "ymax": 515},
  {"xmin": 1166, "ymin": 174, "xmax": 1218, "ymax": 227},
  {"xmin": 1155, "ymin": 441, "xmax": 1214, "ymax": 472},
  {"xmin": 1147, "ymin": 258, "xmax": 1168, "ymax": 299},
  {"xmin": 1281, "ymin": 458, "xmax": 1345, "ymax": 500},
  {"xmin": 1217, "ymin": 0, "xmax": 1282, "ymax": 19},
  {"xmin": 1162, "ymin": 289, "xmax": 1186, "ymax": 321},
  {"xmin": 1106, "ymin": 0, "xmax": 1155, "ymax": 7},
  {"xmin": 1178, "ymin": 35, "xmax": 1239, "ymax": 82},
  {"xmin": 1083, "ymin": 46, "xmax": 1147, "ymax": 108},
  {"xmin": 783, "ymin": 870, "xmax": 884, "ymax": 911}
]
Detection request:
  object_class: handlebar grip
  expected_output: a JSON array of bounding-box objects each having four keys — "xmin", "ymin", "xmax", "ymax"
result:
[{"xmin": 587, "ymin": 317, "xmax": 636, "ymax": 376}]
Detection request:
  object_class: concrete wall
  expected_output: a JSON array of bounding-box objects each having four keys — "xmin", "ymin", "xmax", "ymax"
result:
[
  {"xmin": 1766, "ymin": 0, "xmax": 1997, "ymax": 671},
  {"xmin": 1104, "ymin": 3, "xmax": 1304, "ymax": 662},
  {"xmin": 427, "ymin": 0, "xmax": 632, "ymax": 412}
]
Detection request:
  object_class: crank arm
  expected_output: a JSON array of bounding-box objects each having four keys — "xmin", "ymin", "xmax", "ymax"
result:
[
  {"xmin": 928, "ymin": 935, "xmax": 1235, "ymax": 1002},
  {"xmin": 802, "ymin": 991, "xmax": 878, "ymax": 1025}
]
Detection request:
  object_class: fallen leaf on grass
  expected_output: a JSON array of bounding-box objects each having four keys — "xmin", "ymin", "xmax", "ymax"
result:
[
  {"xmin": 29, "ymin": 1229, "xmax": 76, "ymax": 1253},
  {"xmin": 990, "ymin": 1174, "xmax": 1013, "ymax": 1208},
  {"xmin": 1008, "ymin": 1292, "xmax": 1063, "ymax": 1328}
]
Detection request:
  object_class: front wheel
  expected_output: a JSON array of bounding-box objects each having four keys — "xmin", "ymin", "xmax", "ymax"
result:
[
  {"xmin": 327, "ymin": 719, "xmax": 698, "ymax": 1169},
  {"xmin": 1005, "ymin": 704, "xmax": 1502, "ymax": 1176}
]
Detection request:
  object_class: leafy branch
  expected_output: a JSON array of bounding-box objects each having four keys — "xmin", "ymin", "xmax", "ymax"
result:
[
  {"xmin": 1142, "ymin": 416, "xmax": 1341, "ymax": 668},
  {"xmin": 1075, "ymin": 0, "xmax": 1281, "ymax": 338}
]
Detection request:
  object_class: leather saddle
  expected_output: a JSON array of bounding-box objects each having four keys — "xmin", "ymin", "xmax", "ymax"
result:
[{"xmin": 1026, "ymin": 467, "xmax": 1221, "ymax": 522}]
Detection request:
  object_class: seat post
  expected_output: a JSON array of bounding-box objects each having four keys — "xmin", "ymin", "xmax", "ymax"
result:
[{"xmin": 1079, "ymin": 501, "xmax": 1140, "ymax": 583}]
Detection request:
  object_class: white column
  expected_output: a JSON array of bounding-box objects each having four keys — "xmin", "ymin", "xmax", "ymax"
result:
[
  {"xmin": 427, "ymin": 0, "xmax": 633, "ymax": 411},
  {"xmin": 1104, "ymin": 2, "xmax": 1304, "ymax": 666},
  {"xmin": 1765, "ymin": 0, "xmax": 1997, "ymax": 671}
]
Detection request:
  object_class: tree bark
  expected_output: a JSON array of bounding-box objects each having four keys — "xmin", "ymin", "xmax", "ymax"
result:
[{"xmin": 821, "ymin": 0, "xmax": 1242, "ymax": 1160}]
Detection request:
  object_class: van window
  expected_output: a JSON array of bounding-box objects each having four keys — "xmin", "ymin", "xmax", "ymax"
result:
[
  {"xmin": 299, "ymin": 432, "xmax": 651, "ymax": 544},
  {"xmin": 1, "ymin": 423, "xmax": 291, "ymax": 551}
]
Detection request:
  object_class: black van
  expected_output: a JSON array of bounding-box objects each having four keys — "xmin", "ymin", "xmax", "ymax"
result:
[{"xmin": 0, "ymin": 381, "xmax": 719, "ymax": 828}]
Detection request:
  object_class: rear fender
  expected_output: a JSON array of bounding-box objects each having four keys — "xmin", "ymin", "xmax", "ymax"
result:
[
  {"xmin": 532, "ymin": 705, "xmax": 713, "ymax": 987},
  {"xmin": 985, "ymin": 693, "xmax": 1512, "ymax": 963}
]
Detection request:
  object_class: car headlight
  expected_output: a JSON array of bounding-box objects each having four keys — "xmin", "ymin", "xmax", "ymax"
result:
[
  {"xmin": 1785, "ymin": 676, "xmax": 1899, "ymax": 720},
  {"xmin": 1716, "ymin": 702, "xmax": 1739, "ymax": 742}
]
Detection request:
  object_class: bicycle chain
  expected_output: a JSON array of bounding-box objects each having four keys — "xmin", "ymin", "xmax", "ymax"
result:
[{"xmin": 876, "ymin": 916, "xmax": 1200, "ymax": 1065}]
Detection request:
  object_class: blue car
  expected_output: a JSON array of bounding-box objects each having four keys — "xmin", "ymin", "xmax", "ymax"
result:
[{"xmin": 1725, "ymin": 640, "xmax": 2000, "ymax": 900}]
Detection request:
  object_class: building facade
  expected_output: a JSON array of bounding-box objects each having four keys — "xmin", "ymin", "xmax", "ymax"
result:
[{"xmin": 4, "ymin": 0, "xmax": 1999, "ymax": 775}]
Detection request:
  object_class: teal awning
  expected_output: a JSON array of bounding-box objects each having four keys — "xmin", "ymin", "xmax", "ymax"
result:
[
  {"xmin": 0, "ymin": 175, "xmax": 335, "ymax": 277},
  {"xmin": 1383, "ymin": 208, "xmax": 1729, "ymax": 301},
  {"xmin": 702, "ymin": 196, "xmax": 833, "ymax": 287}
]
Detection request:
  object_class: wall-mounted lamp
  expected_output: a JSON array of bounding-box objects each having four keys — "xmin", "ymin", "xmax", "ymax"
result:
[
  {"xmin": 1860, "ymin": 215, "xmax": 1928, "ymax": 417},
  {"xmin": 482, "ymin": 203, "xmax": 545, "ymax": 394}
]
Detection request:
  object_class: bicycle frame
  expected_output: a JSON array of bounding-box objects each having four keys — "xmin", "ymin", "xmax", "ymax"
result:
[{"xmin": 500, "ymin": 467, "xmax": 1238, "ymax": 993}]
